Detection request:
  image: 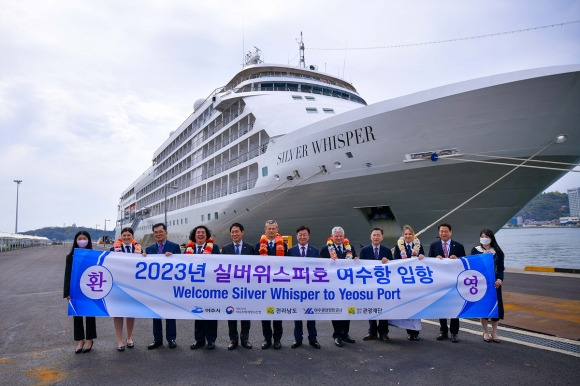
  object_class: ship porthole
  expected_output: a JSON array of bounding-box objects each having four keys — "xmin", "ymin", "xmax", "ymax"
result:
[{"xmin": 334, "ymin": 161, "xmax": 342, "ymax": 169}]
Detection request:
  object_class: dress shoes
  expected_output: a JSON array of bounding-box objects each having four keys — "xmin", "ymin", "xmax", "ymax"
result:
[
  {"xmin": 148, "ymin": 341, "xmax": 163, "ymax": 350},
  {"xmin": 206, "ymin": 342, "xmax": 216, "ymax": 350},
  {"xmin": 126, "ymin": 342, "xmax": 134, "ymax": 348},
  {"xmin": 436, "ymin": 333, "xmax": 448, "ymax": 341},
  {"xmin": 309, "ymin": 341, "xmax": 321, "ymax": 349},
  {"xmin": 291, "ymin": 341, "xmax": 302, "ymax": 349},
  {"xmin": 241, "ymin": 340, "xmax": 252, "ymax": 349},
  {"xmin": 190, "ymin": 341, "xmax": 205, "ymax": 350},
  {"xmin": 362, "ymin": 333, "xmax": 378, "ymax": 341},
  {"xmin": 273, "ymin": 341, "xmax": 282, "ymax": 350},
  {"xmin": 483, "ymin": 333, "xmax": 491, "ymax": 343},
  {"xmin": 334, "ymin": 337, "xmax": 344, "ymax": 347},
  {"xmin": 342, "ymin": 335, "xmax": 355, "ymax": 344},
  {"xmin": 228, "ymin": 340, "xmax": 238, "ymax": 350},
  {"xmin": 168, "ymin": 340, "xmax": 177, "ymax": 349},
  {"xmin": 408, "ymin": 334, "xmax": 420, "ymax": 341},
  {"xmin": 75, "ymin": 340, "xmax": 84, "ymax": 354},
  {"xmin": 82, "ymin": 340, "xmax": 93, "ymax": 353},
  {"xmin": 451, "ymin": 334, "xmax": 459, "ymax": 343},
  {"xmin": 380, "ymin": 334, "xmax": 391, "ymax": 342},
  {"xmin": 117, "ymin": 345, "xmax": 125, "ymax": 352},
  {"xmin": 261, "ymin": 340, "xmax": 272, "ymax": 349}
]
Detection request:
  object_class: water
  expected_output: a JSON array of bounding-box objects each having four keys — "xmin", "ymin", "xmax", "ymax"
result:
[{"xmin": 495, "ymin": 227, "xmax": 580, "ymax": 269}]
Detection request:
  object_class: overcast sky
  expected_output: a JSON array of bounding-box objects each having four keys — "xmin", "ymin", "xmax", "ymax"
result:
[{"xmin": 1, "ymin": 0, "xmax": 579, "ymax": 233}]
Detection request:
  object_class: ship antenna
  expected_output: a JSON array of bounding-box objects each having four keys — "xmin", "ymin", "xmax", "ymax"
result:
[{"xmin": 297, "ymin": 31, "xmax": 305, "ymax": 68}]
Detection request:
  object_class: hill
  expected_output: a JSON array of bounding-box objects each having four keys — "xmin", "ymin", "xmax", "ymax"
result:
[
  {"xmin": 21, "ymin": 226, "xmax": 115, "ymax": 242},
  {"xmin": 514, "ymin": 191, "xmax": 569, "ymax": 221}
]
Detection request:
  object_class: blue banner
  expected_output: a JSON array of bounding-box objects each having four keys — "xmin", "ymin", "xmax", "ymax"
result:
[{"xmin": 68, "ymin": 249, "xmax": 498, "ymax": 320}]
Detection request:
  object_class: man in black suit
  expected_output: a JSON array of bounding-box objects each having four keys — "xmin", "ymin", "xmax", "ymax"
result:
[
  {"xmin": 254, "ymin": 220, "xmax": 288, "ymax": 349},
  {"xmin": 143, "ymin": 223, "xmax": 182, "ymax": 349},
  {"xmin": 221, "ymin": 222, "xmax": 254, "ymax": 350},
  {"xmin": 319, "ymin": 226, "xmax": 357, "ymax": 347},
  {"xmin": 359, "ymin": 227, "xmax": 393, "ymax": 342},
  {"xmin": 287, "ymin": 225, "xmax": 321, "ymax": 349},
  {"xmin": 428, "ymin": 223, "xmax": 466, "ymax": 343}
]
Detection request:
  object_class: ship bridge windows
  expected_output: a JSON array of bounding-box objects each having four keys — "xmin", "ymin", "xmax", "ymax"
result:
[{"xmin": 306, "ymin": 107, "xmax": 318, "ymax": 114}]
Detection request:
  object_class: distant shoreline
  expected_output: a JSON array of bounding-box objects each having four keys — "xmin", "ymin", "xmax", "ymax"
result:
[{"xmin": 501, "ymin": 225, "xmax": 579, "ymax": 229}]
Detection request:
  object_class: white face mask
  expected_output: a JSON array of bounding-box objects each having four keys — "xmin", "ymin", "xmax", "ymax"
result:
[
  {"xmin": 77, "ymin": 239, "xmax": 89, "ymax": 248},
  {"xmin": 480, "ymin": 237, "xmax": 491, "ymax": 246}
]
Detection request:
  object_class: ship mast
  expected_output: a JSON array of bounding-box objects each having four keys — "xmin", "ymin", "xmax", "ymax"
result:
[{"xmin": 298, "ymin": 31, "xmax": 305, "ymax": 68}]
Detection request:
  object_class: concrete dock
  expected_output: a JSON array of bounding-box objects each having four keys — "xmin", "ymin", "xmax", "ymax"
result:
[{"xmin": 1, "ymin": 246, "xmax": 579, "ymax": 385}]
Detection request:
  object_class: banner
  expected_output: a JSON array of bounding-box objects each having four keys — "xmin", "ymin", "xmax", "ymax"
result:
[{"xmin": 68, "ymin": 249, "xmax": 498, "ymax": 320}]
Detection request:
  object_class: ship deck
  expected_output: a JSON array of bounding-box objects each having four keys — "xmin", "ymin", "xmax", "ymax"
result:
[{"xmin": 1, "ymin": 246, "xmax": 578, "ymax": 384}]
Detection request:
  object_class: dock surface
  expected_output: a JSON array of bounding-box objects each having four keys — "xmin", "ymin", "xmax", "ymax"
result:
[{"xmin": 1, "ymin": 246, "xmax": 579, "ymax": 385}]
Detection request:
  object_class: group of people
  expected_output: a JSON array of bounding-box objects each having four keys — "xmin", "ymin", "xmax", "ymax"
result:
[{"xmin": 63, "ymin": 220, "xmax": 505, "ymax": 353}]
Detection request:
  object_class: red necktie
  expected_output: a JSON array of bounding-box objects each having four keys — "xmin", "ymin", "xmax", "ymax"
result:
[{"xmin": 443, "ymin": 242, "xmax": 449, "ymax": 258}]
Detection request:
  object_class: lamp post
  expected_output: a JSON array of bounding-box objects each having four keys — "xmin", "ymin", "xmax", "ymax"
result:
[
  {"xmin": 104, "ymin": 219, "xmax": 110, "ymax": 244},
  {"xmin": 14, "ymin": 180, "xmax": 22, "ymax": 233},
  {"xmin": 164, "ymin": 183, "xmax": 178, "ymax": 226}
]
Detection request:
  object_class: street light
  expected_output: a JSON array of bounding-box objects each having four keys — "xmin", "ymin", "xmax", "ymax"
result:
[
  {"xmin": 14, "ymin": 180, "xmax": 22, "ymax": 233},
  {"xmin": 104, "ymin": 219, "xmax": 110, "ymax": 244},
  {"xmin": 164, "ymin": 183, "xmax": 179, "ymax": 226}
]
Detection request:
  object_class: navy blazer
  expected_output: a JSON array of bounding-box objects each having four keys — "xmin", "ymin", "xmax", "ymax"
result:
[
  {"xmin": 287, "ymin": 244, "xmax": 320, "ymax": 257},
  {"xmin": 359, "ymin": 244, "xmax": 393, "ymax": 261},
  {"xmin": 319, "ymin": 243, "xmax": 358, "ymax": 259},
  {"xmin": 428, "ymin": 239, "xmax": 465, "ymax": 258},
  {"xmin": 393, "ymin": 242, "xmax": 425, "ymax": 260},
  {"xmin": 221, "ymin": 241, "xmax": 255, "ymax": 255},
  {"xmin": 145, "ymin": 239, "xmax": 182, "ymax": 255}
]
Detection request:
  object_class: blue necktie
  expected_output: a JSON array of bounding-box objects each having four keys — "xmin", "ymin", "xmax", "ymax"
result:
[
  {"xmin": 157, "ymin": 243, "xmax": 163, "ymax": 254},
  {"xmin": 374, "ymin": 247, "xmax": 379, "ymax": 259},
  {"xmin": 235, "ymin": 244, "xmax": 240, "ymax": 255}
]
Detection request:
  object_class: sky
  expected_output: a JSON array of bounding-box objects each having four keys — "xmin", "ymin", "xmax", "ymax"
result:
[{"xmin": 1, "ymin": 0, "xmax": 579, "ymax": 233}]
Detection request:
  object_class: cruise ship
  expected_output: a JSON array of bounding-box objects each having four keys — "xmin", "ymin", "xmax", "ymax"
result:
[{"xmin": 115, "ymin": 44, "xmax": 580, "ymax": 250}]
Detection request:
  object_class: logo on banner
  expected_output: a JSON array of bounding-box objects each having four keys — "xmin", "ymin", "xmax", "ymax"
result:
[
  {"xmin": 304, "ymin": 308, "xmax": 315, "ymax": 314},
  {"xmin": 266, "ymin": 307, "xmax": 275, "ymax": 315},
  {"xmin": 191, "ymin": 306, "xmax": 204, "ymax": 313},
  {"xmin": 79, "ymin": 266, "xmax": 113, "ymax": 299},
  {"xmin": 226, "ymin": 306, "xmax": 235, "ymax": 314},
  {"xmin": 348, "ymin": 307, "xmax": 356, "ymax": 315},
  {"xmin": 456, "ymin": 270, "xmax": 487, "ymax": 302}
]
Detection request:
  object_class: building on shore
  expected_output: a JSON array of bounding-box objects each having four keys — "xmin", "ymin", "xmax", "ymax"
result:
[{"xmin": 568, "ymin": 187, "xmax": 580, "ymax": 217}]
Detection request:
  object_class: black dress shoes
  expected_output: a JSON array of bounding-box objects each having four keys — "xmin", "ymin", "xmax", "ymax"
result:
[
  {"xmin": 168, "ymin": 340, "xmax": 177, "ymax": 349},
  {"xmin": 436, "ymin": 333, "xmax": 448, "ymax": 341},
  {"xmin": 451, "ymin": 334, "xmax": 459, "ymax": 343},
  {"xmin": 190, "ymin": 341, "xmax": 205, "ymax": 350},
  {"xmin": 291, "ymin": 341, "xmax": 302, "ymax": 349},
  {"xmin": 334, "ymin": 337, "xmax": 344, "ymax": 347},
  {"xmin": 273, "ymin": 341, "xmax": 282, "ymax": 349},
  {"xmin": 206, "ymin": 342, "xmax": 216, "ymax": 350},
  {"xmin": 342, "ymin": 335, "xmax": 355, "ymax": 344},
  {"xmin": 261, "ymin": 340, "xmax": 272, "ymax": 349},
  {"xmin": 362, "ymin": 333, "xmax": 377, "ymax": 341},
  {"xmin": 117, "ymin": 345, "xmax": 125, "ymax": 352},
  {"xmin": 82, "ymin": 340, "xmax": 93, "ymax": 353},
  {"xmin": 309, "ymin": 341, "xmax": 321, "ymax": 349},
  {"xmin": 148, "ymin": 341, "xmax": 162, "ymax": 350},
  {"xmin": 241, "ymin": 340, "xmax": 252, "ymax": 349},
  {"xmin": 228, "ymin": 340, "xmax": 238, "ymax": 350},
  {"xmin": 408, "ymin": 334, "xmax": 420, "ymax": 341}
]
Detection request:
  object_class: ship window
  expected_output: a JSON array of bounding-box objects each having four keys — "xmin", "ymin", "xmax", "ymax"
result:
[
  {"xmin": 208, "ymin": 213, "xmax": 211, "ymax": 221},
  {"xmin": 185, "ymin": 218, "xmax": 188, "ymax": 224},
  {"xmin": 305, "ymin": 95, "xmax": 315, "ymax": 101},
  {"xmin": 201, "ymin": 214, "xmax": 205, "ymax": 221},
  {"xmin": 288, "ymin": 83, "xmax": 298, "ymax": 91},
  {"xmin": 292, "ymin": 95, "xmax": 302, "ymax": 100},
  {"xmin": 306, "ymin": 107, "xmax": 318, "ymax": 114},
  {"xmin": 214, "ymin": 212, "xmax": 218, "ymax": 220},
  {"xmin": 260, "ymin": 83, "xmax": 273, "ymax": 91},
  {"xmin": 323, "ymin": 108, "xmax": 335, "ymax": 114},
  {"xmin": 262, "ymin": 166, "xmax": 268, "ymax": 177}
]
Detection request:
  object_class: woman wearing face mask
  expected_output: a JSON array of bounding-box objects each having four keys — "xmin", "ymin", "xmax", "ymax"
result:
[
  {"xmin": 471, "ymin": 228, "xmax": 505, "ymax": 343},
  {"xmin": 63, "ymin": 230, "xmax": 97, "ymax": 353},
  {"xmin": 110, "ymin": 227, "xmax": 141, "ymax": 351}
]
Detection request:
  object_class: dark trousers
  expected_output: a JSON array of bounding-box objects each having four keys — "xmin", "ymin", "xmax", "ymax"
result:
[
  {"xmin": 262, "ymin": 320, "xmax": 283, "ymax": 342},
  {"xmin": 368, "ymin": 320, "xmax": 389, "ymax": 336},
  {"xmin": 228, "ymin": 320, "xmax": 251, "ymax": 342},
  {"xmin": 439, "ymin": 318, "xmax": 459, "ymax": 335},
  {"xmin": 194, "ymin": 320, "xmax": 218, "ymax": 344},
  {"xmin": 294, "ymin": 320, "xmax": 317, "ymax": 343},
  {"xmin": 73, "ymin": 316, "xmax": 96, "ymax": 341},
  {"xmin": 406, "ymin": 329, "xmax": 420, "ymax": 336},
  {"xmin": 153, "ymin": 318, "xmax": 176, "ymax": 342},
  {"xmin": 331, "ymin": 320, "xmax": 350, "ymax": 339}
]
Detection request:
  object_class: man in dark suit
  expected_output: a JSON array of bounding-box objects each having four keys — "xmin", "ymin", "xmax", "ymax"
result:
[
  {"xmin": 359, "ymin": 227, "xmax": 393, "ymax": 342},
  {"xmin": 428, "ymin": 223, "xmax": 466, "ymax": 343},
  {"xmin": 254, "ymin": 220, "xmax": 288, "ymax": 349},
  {"xmin": 287, "ymin": 225, "xmax": 321, "ymax": 349},
  {"xmin": 143, "ymin": 223, "xmax": 181, "ymax": 349},
  {"xmin": 221, "ymin": 222, "xmax": 254, "ymax": 350},
  {"xmin": 319, "ymin": 226, "xmax": 357, "ymax": 347}
]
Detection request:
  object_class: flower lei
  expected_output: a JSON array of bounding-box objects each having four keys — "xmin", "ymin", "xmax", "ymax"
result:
[
  {"xmin": 259, "ymin": 234, "xmax": 285, "ymax": 256},
  {"xmin": 327, "ymin": 237, "xmax": 353, "ymax": 259},
  {"xmin": 397, "ymin": 237, "xmax": 421, "ymax": 258},
  {"xmin": 113, "ymin": 238, "xmax": 141, "ymax": 254},
  {"xmin": 185, "ymin": 238, "xmax": 215, "ymax": 254}
]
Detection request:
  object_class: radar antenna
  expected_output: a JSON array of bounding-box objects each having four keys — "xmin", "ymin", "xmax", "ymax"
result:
[
  {"xmin": 297, "ymin": 32, "xmax": 305, "ymax": 68},
  {"xmin": 244, "ymin": 47, "xmax": 262, "ymax": 67}
]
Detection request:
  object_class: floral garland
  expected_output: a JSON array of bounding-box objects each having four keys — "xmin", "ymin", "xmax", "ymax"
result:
[
  {"xmin": 326, "ymin": 237, "xmax": 353, "ymax": 259},
  {"xmin": 397, "ymin": 237, "xmax": 421, "ymax": 258},
  {"xmin": 185, "ymin": 238, "xmax": 215, "ymax": 254},
  {"xmin": 259, "ymin": 234, "xmax": 285, "ymax": 256},
  {"xmin": 113, "ymin": 238, "xmax": 141, "ymax": 254}
]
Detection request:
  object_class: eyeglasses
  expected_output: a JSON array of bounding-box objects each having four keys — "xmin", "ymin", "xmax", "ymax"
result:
[{"xmin": 153, "ymin": 231, "xmax": 166, "ymax": 235}]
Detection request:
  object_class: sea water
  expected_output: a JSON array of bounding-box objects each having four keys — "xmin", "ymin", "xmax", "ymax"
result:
[{"xmin": 495, "ymin": 227, "xmax": 580, "ymax": 269}]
